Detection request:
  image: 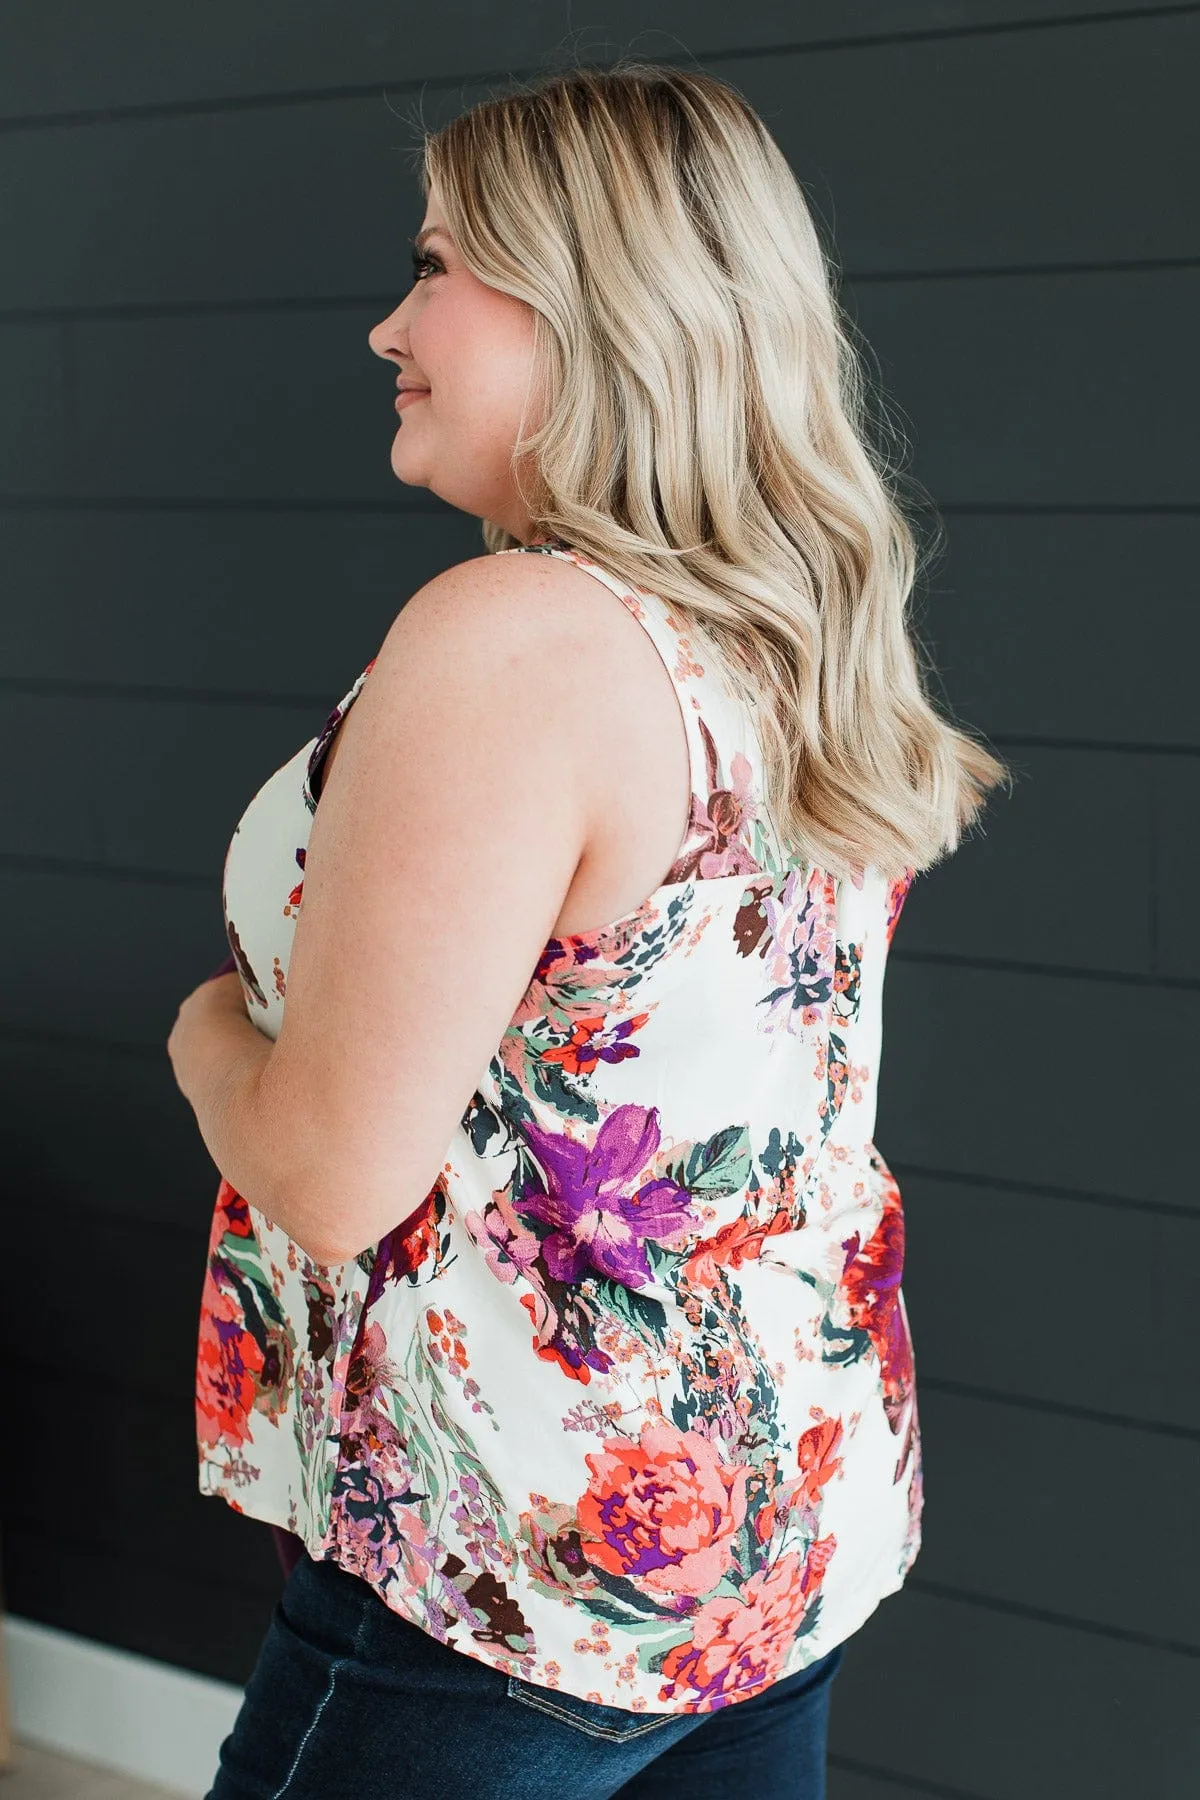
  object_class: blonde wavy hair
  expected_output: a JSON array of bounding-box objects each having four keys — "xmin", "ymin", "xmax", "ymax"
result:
[{"xmin": 413, "ymin": 59, "xmax": 1010, "ymax": 882}]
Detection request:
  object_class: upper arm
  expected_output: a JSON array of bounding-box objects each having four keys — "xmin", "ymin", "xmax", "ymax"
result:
[{"xmin": 261, "ymin": 551, "xmax": 594, "ymax": 1263}]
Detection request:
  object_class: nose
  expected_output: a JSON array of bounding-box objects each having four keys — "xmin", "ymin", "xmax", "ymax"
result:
[{"xmin": 368, "ymin": 298, "xmax": 409, "ymax": 362}]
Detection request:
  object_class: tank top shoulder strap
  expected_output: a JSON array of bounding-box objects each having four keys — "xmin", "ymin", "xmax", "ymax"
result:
[{"xmin": 500, "ymin": 539, "xmax": 788, "ymax": 881}]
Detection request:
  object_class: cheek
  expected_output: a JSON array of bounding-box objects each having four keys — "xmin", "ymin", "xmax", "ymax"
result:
[
  {"xmin": 413, "ymin": 317, "xmax": 477, "ymax": 417},
  {"xmin": 413, "ymin": 294, "xmax": 535, "ymax": 436}
]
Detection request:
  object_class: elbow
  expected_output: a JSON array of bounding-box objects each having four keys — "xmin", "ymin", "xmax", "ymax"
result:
[
  {"xmin": 271, "ymin": 1190, "xmax": 374, "ymax": 1268},
  {"xmin": 266, "ymin": 1160, "xmax": 430, "ymax": 1270},
  {"xmin": 288, "ymin": 1224, "xmax": 362, "ymax": 1269}
]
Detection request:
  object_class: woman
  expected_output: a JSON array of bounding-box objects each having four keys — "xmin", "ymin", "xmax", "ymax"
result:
[{"xmin": 168, "ymin": 60, "xmax": 1007, "ymax": 1800}]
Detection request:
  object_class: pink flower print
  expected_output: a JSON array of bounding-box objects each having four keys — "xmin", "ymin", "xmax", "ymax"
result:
[
  {"xmin": 753, "ymin": 868, "xmax": 839, "ymax": 1035},
  {"xmin": 657, "ymin": 1537, "xmax": 835, "ymax": 1709},
  {"xmin": 464, "ymin": 1188, "xmax": 542, "ymax": 1286},
  {"xmin": 577, "ymin": 1417, "xmax": 750, "ymax": 1598},
  {"xmin": 686, "ymin": 720, "xmax": 763, "ymax": 880}
]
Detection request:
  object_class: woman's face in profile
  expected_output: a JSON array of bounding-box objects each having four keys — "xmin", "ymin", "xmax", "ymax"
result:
[{"xmin": 367, "ymin": 180, "xmax": 542, "ymax": 540}]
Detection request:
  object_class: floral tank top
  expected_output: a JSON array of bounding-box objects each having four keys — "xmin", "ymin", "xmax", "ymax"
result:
[{"xmin": 196, "ymin": 539, "xmax": 924, "ymax": 1716}]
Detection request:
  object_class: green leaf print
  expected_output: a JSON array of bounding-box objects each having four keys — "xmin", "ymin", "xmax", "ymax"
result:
[
  {"xmin": 757, "ymin": 1125, "xmax": 807, "ymax": 1185},
  {"xmin": 818, "ymin": 1310, "xmax": 872, "ymax": 1369},
  {"xmin": 640, "ymin": 1631, "xmax": 694, "ymax": 1677},
  {"xmin": 428, "ymin": 1387, "xmax": 516, "ymax": 1549},
  {"xmin": 640, "ymin": 1237, "xmax": 683, "ymax": 1287},
  {"xmin": 527, "ymin": 1049, "xmax": 602, "ymax": 1123},
  {"xmin": 385, "ymin": 1321, "xmax": 521, "ymax": 1576},
  {"xmin": 581, "ymin": 1593, "xmax": 685, "ymax": 1633},
  {"xmin": 661, "ymin": 1122, "xmax": 752, "ymax": 1201},
  {"xmin": 588, "ymin": 1563, "xmax": 686, "ymax": 1622},
  {"xmin": 462, "ymin": 1090, "xmax": 506, "ymax": 1158},
  {"xmin": 588, "ymin": 1276, "xmax": 669, "ymax": 1346},
  {"xmin": 219, "ymin": 1243, "xmax": 289, "ymax": 1333}
]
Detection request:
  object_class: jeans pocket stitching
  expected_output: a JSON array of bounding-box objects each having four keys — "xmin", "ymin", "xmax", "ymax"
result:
[{"xmin": 506, "ymin": 1675, "xmax": 678, "ymax": 1741}]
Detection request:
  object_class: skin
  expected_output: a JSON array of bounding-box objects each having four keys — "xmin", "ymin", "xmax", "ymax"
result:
[{"xmin": 366, "ymin": 179, "xmax": 545, "ymax": 542}]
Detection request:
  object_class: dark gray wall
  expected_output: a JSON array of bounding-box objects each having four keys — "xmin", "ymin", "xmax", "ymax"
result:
[{"xmin": 2, "ymin": 5, "xmax": 1197, "ymax": 1795}]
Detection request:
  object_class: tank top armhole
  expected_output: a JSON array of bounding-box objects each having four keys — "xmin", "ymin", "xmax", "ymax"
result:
[
  {"xmin": 302, "ymin": 659, "xmax": 375, "ymax": 812},
  {"xmin": 498, "ymin": 542, "xmax": 718, "ymax": 863}
]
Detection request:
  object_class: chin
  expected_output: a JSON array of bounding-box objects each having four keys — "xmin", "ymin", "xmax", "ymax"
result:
[{"xmin": 389, "ymin": 445, "xmax": 430, "ymax": 487}]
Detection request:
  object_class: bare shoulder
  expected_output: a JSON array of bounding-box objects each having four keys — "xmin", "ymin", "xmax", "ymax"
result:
[
  {"xmin": 377, "ymin": 548, "xmax": 634, "ymax": 659},
  {"xmin": 373, "ymin": 547, "xmax": 685, "ymax": 759},
  {"xmin": 350, "ymin": 549, "xmax": 617, "ymax": 776},
  {"xmin": 350, "ymin": 546, "xmax": 692, "ymax": 934}
]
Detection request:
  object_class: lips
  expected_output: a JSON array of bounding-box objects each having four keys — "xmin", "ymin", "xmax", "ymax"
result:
[{"xmin": 395, "ymin": 389, "xmax": 429, "ymax": 411}]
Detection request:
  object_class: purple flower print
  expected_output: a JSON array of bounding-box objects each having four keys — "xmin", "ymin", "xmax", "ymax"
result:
[
  {"xmin": 519, "ymin": 1105, "xmax": 697, "ymax": 1289},
  {"xmin": 464, "ymin": 1189, "xmax": 542, "ymax": 1286}
]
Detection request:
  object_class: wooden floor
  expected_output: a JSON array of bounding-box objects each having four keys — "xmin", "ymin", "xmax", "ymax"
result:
[{"xmin": 0, "ymin": 1742, "xmax": 187, "ymax": 1799}]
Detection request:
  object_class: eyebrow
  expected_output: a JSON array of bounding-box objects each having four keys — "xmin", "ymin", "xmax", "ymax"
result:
[{"xmin": 412, "ymin": 226, "xmax": 450, "ymax": 251}]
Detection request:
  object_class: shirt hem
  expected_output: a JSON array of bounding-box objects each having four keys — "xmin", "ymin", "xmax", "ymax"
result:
[{"xmin": 198, "ymin": 1476, "xmax": 917, "ymax": 1716}]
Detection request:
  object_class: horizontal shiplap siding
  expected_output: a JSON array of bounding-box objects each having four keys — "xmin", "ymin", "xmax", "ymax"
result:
[{"xmin": 1, "ymin": 4, "xmax": 1195, "ymax": 1792}]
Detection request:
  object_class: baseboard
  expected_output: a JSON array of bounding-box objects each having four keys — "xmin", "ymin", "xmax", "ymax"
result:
[{"xmin": 3, "ymin": 1613, "xmax": 243, "ymax": 1797}]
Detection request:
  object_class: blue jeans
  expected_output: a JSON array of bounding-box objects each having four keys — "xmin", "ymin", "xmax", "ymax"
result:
[{"xmin": 207, "ymin": 1553, "xmax": 848, "ymax": 1800}]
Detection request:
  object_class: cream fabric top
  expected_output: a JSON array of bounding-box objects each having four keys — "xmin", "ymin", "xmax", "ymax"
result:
[{"xmin": 196, "ymin": 540, "xmax": 923, "ymax": 1716}]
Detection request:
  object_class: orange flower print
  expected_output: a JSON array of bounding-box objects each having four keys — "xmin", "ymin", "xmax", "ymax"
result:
[
  {"xmin": 541, "ymin": 1011, "xmax": 651, "ymax": 1076},
  {"xmin": 361, "ymin": 1188, "xmax": 443, "ymax": 1309},
  {"xmin": 283, "ymin": 847, "xmax": 306, "ymax": 919},
  {"xmin": 426, "ymin": 1305, "xmax": 469, "ymax": 1373},
  {"xmin": 195, "ymin": 1283, "xmax": 264, "ymax": 1451},
  {"xmin": 753, "ymin": 1418, "xmax": 844, "ymax": 1547},
  {"xmin": 212, "ymin": 1177, "xmax": 253, "ymax": 1241},
  {"xmin": 796, "ymin": 1416, "xmax": 845, "ymax": 1507},
  {"xmin": 838, "ymin": 1174, "xmax": 912, "ymax": 1413},
  {"xmin": 683, "ymin": 1204, "xmax": 793, "ymax": 1289},
  {"xmin": 885, "ymin": 867, "xmax": 915, "ymax": 945},
  {"xmin": 577, "ymin": 1418, "xmax": 749, "ymax": 1597},
  {"xmin": 658, "ymin": 1536, "xmax": 836, "ymax": 1709}
]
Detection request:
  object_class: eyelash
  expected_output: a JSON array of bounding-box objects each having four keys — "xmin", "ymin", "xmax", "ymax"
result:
[{"xmin": 409, "ymin": 247, "xmax": 442, "ymax": 284}]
